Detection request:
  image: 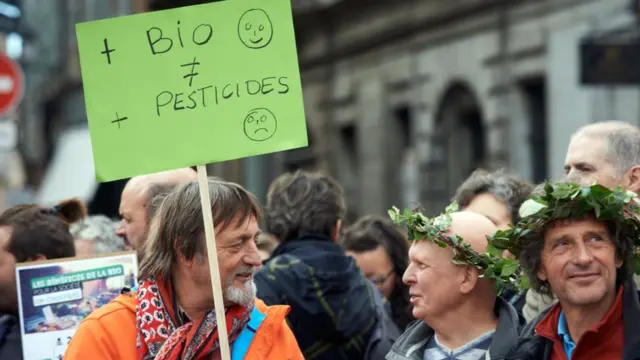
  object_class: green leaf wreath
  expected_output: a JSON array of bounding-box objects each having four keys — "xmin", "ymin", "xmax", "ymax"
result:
[
  {"xmin": 388, "ymin": 182, "xmax": 640, "ymax": 294},
  {"xmin": 488, "ymin": 182, "xmax": 640, "ymax": 275},
  {"xmin": 388, "ymin": 202, "xmax": 525, "ymax": 294}
]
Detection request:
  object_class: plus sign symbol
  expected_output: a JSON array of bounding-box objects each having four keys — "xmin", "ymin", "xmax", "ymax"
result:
[
  {"xmin": 111, "ymin": 112, "xmax": 128, "ymax": 129},
  {"xmin": 101, "ymin": 38, "xmax": 116, "ymax": 65}
]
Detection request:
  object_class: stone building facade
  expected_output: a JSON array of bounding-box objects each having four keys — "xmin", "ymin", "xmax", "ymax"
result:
[{"xmin": 288, "ymin": 0, "xmax": 640, "ymax": 220}]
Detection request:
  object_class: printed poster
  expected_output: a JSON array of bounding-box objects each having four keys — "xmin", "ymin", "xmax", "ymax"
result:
[{"xmin": 15, "ymin": 252, "xmax": 138, "ymax": 360}]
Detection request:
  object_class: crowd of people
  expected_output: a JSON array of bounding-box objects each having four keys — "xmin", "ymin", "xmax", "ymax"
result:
[{"xmin": 0, "ymin": 120, "xmax": 638, "ymax": 359}]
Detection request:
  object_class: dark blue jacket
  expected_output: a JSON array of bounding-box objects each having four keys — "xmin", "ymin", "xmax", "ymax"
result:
[
  {"xmin": 0, "ymin": 313, "xmax": 21, "ymax": 360},
  {"xmin": 254, "ymin": 236, "xmax": 397, "ymax": 360}
]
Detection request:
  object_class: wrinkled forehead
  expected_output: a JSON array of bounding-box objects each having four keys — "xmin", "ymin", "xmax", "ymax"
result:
[
  {"xmin": 566, "ymin": 134, "xmax": 610, "ymax": 164},
  {"xmin": 120, "ymin": 184, "xmax": 150, "ymax": 209},
  {"xmin": 544, "ymin": 215, "xmax": 610, "ymax": 236},
  {"xmin": 409, "ymin": 238, "xmax": 454, "ymax": 262}
]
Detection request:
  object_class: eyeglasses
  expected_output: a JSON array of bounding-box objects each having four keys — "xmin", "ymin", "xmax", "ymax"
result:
[{"xmin": 368, "ymin": 269, "xmax": 395, "ymax": 286}]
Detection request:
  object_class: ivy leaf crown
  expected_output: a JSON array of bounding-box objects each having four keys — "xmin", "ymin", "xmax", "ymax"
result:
[
  {"xmin": 388, "ymin": 202, "xmax": 526, "ymax": 294},
  {"xmin": 488, "ymin": 182, "xmax": 640, "ymax": 273}
]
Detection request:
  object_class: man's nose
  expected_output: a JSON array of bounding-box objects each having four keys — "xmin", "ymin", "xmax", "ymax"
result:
[
  {"xmin": 573, "ymin": 241, "xmax": 595, "ymax": 266},
  {"xmin": 244, "ymin": 240, "xmax": 263, "ymax": 268},
  {"xmin": 115, "ymin": 220, "xmax": 125, "ymax": 236},
  {"xmin": 565, "ymin": 171, "xmax": 589, "ymax": 186},
  {"xmin": 402, "ymin": 266, "xmax": 415, "ymax": 285}
]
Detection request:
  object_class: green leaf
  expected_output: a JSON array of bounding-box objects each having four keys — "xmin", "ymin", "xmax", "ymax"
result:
[
  {"xmin": 486, "ymin": 243, "xmax": 503, "ymax": 258},
  {"xmin": 519, "ymin": 199, "xmax": 548, "ymax": 218},
  {"xmin": 593, "ymin": 202, "xmax": 601, "ymax": 218},
  {"xmin": 500, "ymin": 260, "xmax": 519, "ymax": 277},
  {"xmin": 544, "ymin": 182, "xmax": 554, "ymax": 195},
  {"xmin": 622, "ymin": 190, "xmax": 637, "ymax": 204},
  {"xmin": 433, "ymin": 214, "xmax": 451, "ymax": 232},
  {"xmin": 552, "ymin": 183, "xmax": 577, "ymax": 199},
  {"xmin": 388, "ymin": 207, "xmax": 400, "ymax": 222},
  {"xmin": 451, "ymin": 235, "xmax": 462, "ymax": 245},
  {"xmin": 577, "ymin": 186, "xmax": 591, "ymax": 198},
  {"xmin": 445, "ymin": 201, "xmax": 459, "ymax": 214}
]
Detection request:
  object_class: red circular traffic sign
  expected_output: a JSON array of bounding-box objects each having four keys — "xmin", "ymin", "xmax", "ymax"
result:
[{"xmin": 0, "ymin": 53, "xmax": 23, "ymax": 116}]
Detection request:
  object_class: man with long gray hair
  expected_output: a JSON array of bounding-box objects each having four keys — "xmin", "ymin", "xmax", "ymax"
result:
[{"xmin": 65, "ymin": 178, "xmax": 303, "ymax": 360}]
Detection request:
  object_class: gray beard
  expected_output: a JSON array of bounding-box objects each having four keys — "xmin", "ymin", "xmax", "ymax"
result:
[{"xmin": 225, "ymin": 279, "xmax": 256, "ymax": 306}]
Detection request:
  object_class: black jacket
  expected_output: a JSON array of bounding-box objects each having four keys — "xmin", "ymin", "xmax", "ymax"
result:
[
  {"xmin": 505, "ymin": 280, "xmax": 640, "ymax": 360},
  {"xmin": 385, "ymin": 297, "xmax": 523, "ymax": 360},
  {"xmin": 254, "ymin": 236, "xmax": 397, "ymax": 360},
  {"xmin": 500, "ymin": 288, "xmax": 526, "ymax": 317},
  {"xmin": 0, "ymin": 313, "xmax": 21, "ymax": 360}
]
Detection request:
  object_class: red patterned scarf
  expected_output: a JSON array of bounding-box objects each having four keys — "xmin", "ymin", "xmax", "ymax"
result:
[{"xmin": 136, "ymin": 276, "xmax": 252, "ymax": 360}]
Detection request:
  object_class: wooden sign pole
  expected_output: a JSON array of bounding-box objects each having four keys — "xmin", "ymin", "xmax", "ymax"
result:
[{"xmin": 196, "ymin": 165, "xmax": 231, "ymax": 360}]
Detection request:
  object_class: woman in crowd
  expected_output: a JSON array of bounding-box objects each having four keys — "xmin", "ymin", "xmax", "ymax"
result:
[{"xmin": 342, "ymin": 215, "xmax": 413, "ymax": 330}]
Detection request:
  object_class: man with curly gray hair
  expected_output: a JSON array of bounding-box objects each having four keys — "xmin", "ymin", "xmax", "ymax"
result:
[
  {"xmin": 70, "ymin": 215, "xmax": 125, "ymax": 257},
  {"xmin": 453, "ymin": 168, "xmax": 534, "ymax": 230}
]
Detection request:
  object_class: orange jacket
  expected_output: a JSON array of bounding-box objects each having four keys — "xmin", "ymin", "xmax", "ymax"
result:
[{"xmin": 64, "ymin": 292, "xmax": 303, "ymax": 360}]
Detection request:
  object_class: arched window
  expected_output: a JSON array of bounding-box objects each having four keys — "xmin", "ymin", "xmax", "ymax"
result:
[{"xmin": 424, "ymin": 82, "xmax": 486, "ymax": 213}]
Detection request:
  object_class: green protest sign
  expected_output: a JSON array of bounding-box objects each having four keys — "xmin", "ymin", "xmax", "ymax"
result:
[{"xmin": 76, "ymin": 0, "xmax": 307, "ymax": 182}]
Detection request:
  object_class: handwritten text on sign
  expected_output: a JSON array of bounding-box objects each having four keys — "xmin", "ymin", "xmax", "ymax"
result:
[{"xmin": 76, "ymin": 0, "xmax": 307, "ymax": 182}]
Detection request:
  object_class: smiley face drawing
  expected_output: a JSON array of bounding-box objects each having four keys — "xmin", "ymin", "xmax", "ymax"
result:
[
  {"xmin": 238, "ymin": 9, "xmax": 274, "ymax": 49},
  {"xmin": 243, "ymin": 108, "xmax": 277, "ymax": 142}
]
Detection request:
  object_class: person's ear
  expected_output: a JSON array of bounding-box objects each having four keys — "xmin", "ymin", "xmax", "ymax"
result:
[
  {"xmin": 537, "ymin": 266, "xmax": 548, "ymax": 282},
  {"xmin": 173, "ymin": 238, "xmax": 196, "ymax": 268},
  {"xmin": 460, "ymin": 266, "xmax": 480, "ymax": 294},
  {"xmin": 332, "ymin": 219, "xmax": 343, "ymax": 243},
  {"xmin": 625, "ymin": 166, "xmax": 640, "ymax": 194},
  {"xmin": 28, "ymin": 254, "xmax": 47, "ymax": 262},
  {"xmin": 615, "ymin": 255, "xmax": 623, "ymax": 269}
]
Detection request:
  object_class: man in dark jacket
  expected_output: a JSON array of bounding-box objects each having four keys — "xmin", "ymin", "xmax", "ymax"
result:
[
  {"xmin": 503, "ymin": 182, "xmax": 640, "ymax": 360},
  {"xmin": 254, "ymin": 170, "xmax": 399, "ymax": 360},
  {"xmin": 386, "ymin": 211, "xmax": 523, "ymax": 360}
]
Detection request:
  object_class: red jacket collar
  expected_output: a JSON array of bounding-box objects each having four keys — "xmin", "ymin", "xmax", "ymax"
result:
[{"xmin": 535, "ymin": 285, "xmax": 624, "ymax": 341}]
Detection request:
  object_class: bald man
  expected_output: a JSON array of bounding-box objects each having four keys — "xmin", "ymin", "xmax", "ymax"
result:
[
  {"xmin": 116, "ymin": 168, "xmax": 197, "ymax": 250},
  {"xmin": 386, "ymin": 212, "xmax": 523, "ymax": 360}
]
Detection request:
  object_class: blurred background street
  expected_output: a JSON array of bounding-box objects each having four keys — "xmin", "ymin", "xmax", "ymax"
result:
[{"xmin": 1, "ymin": 0, "xmax": 639, "ymax": 222}]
